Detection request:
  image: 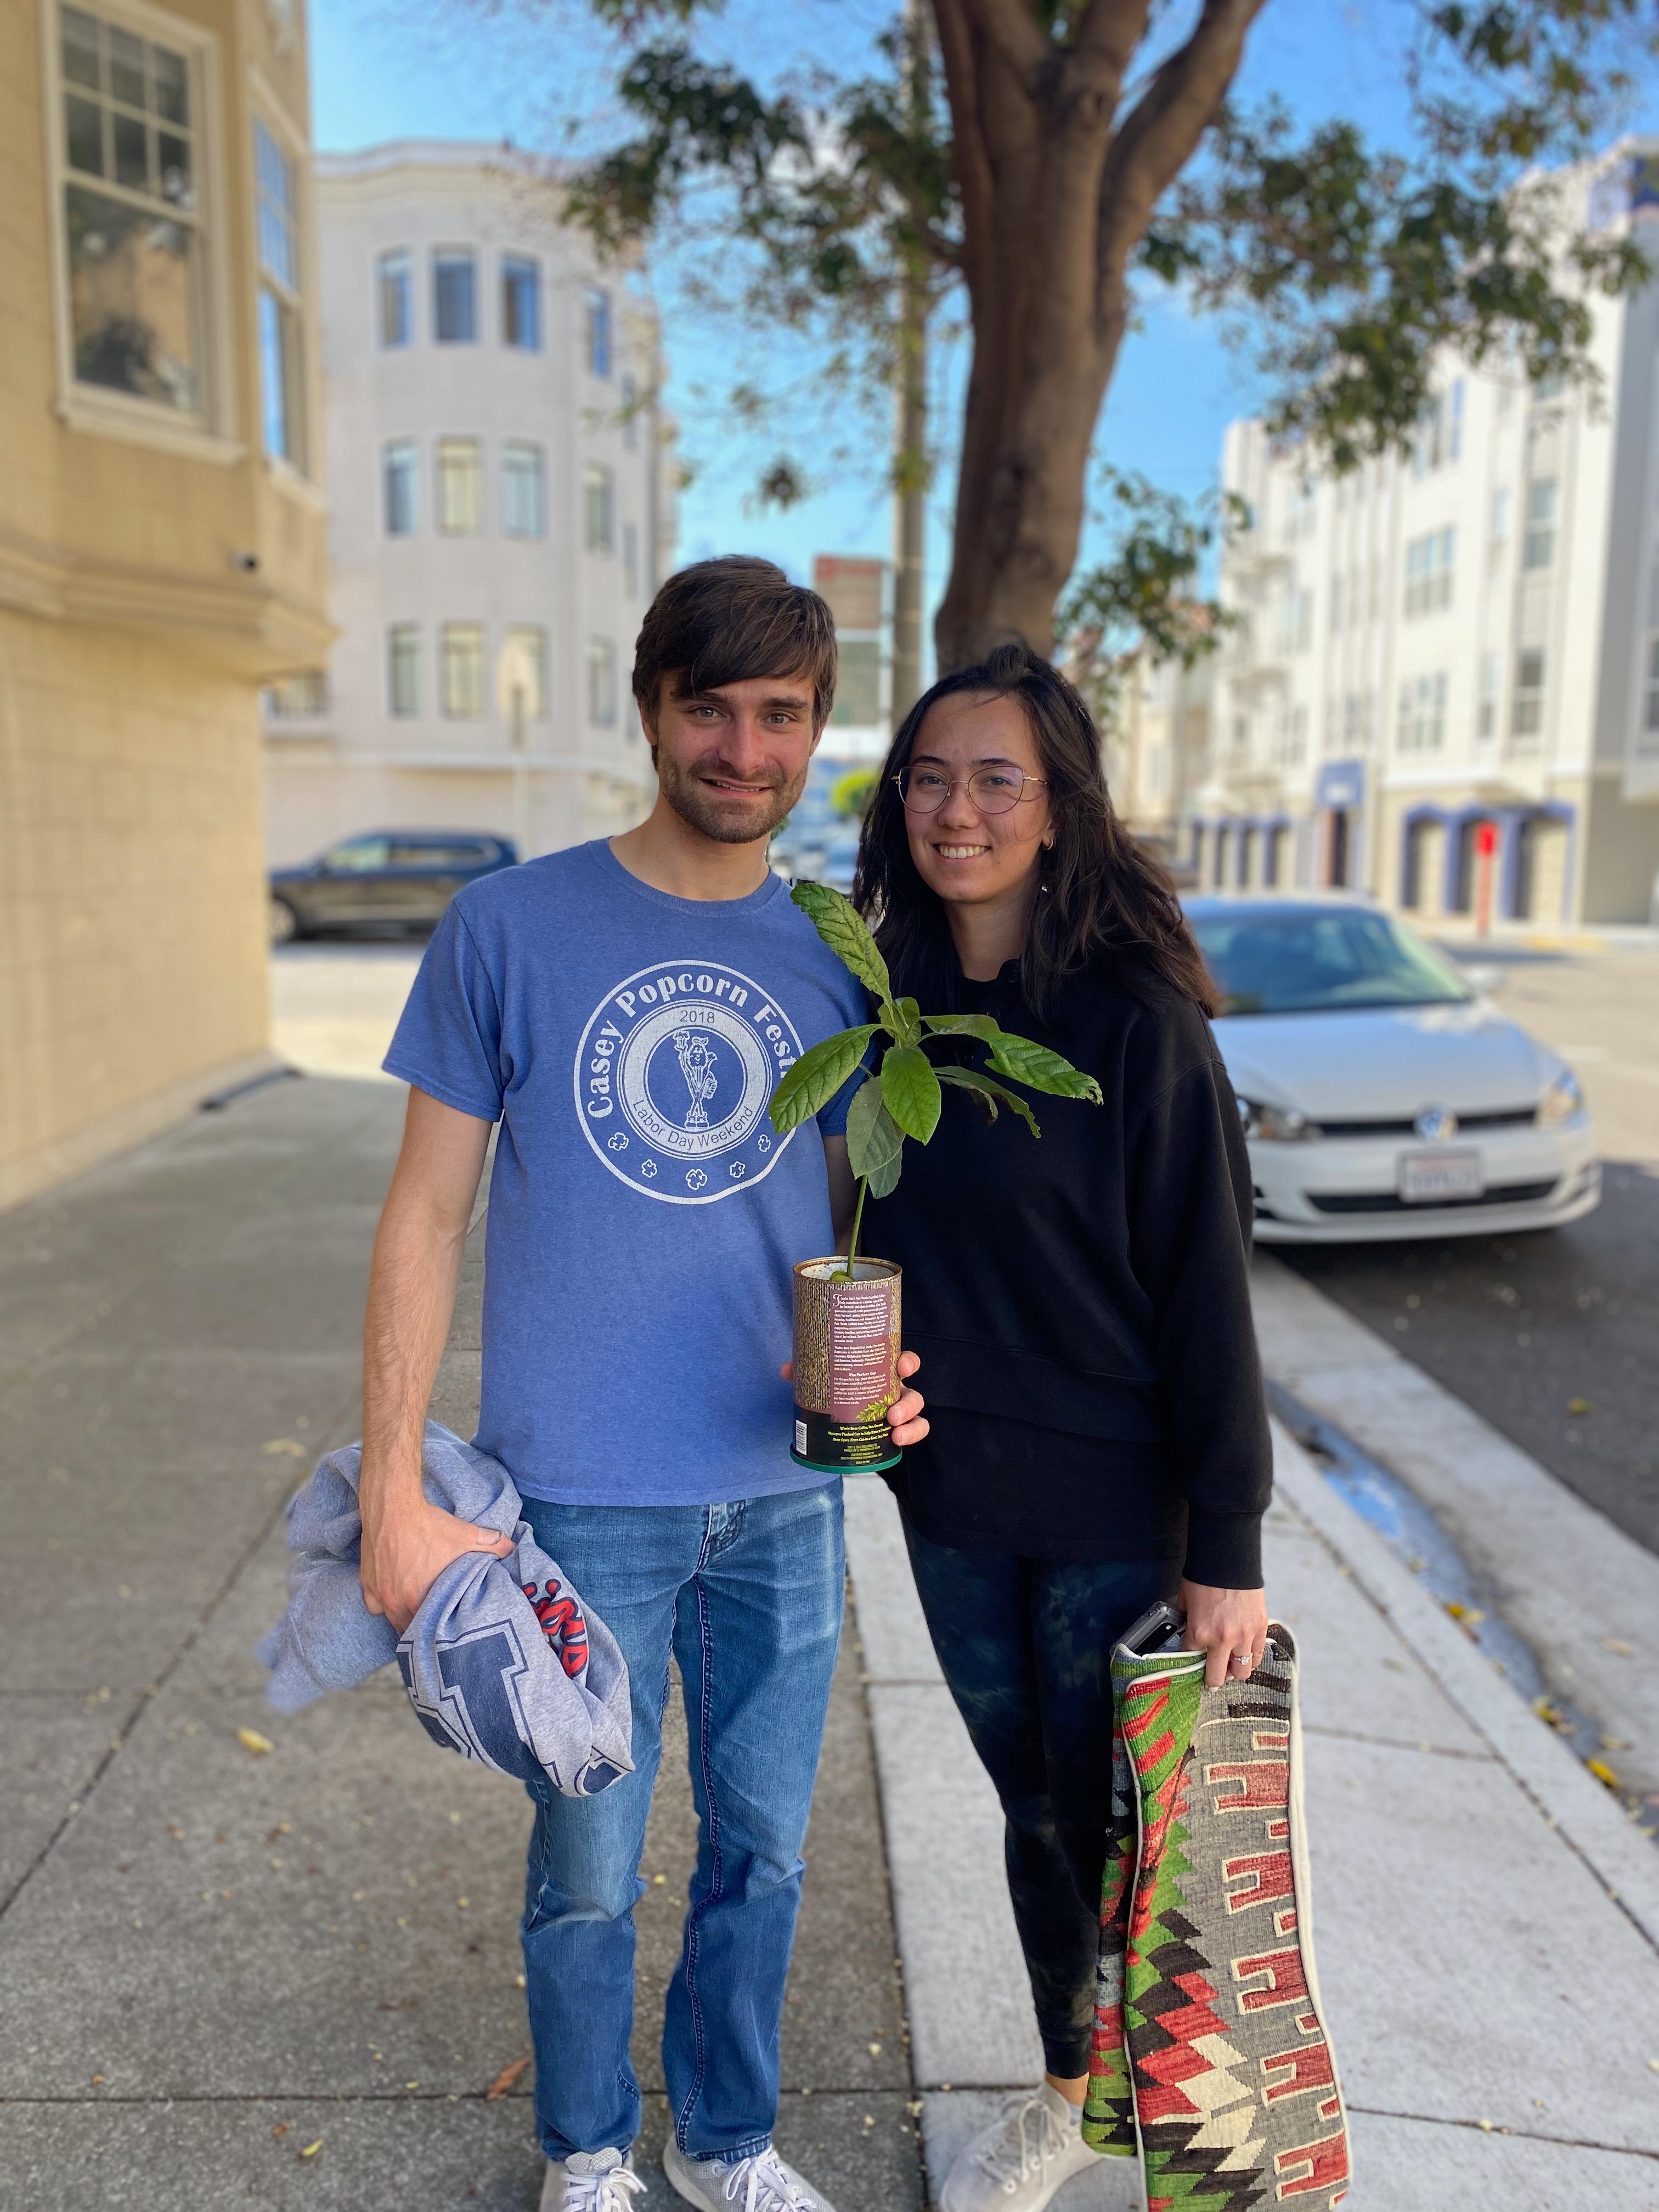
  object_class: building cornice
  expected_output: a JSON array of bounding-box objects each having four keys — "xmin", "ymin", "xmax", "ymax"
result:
[{"xmin": 0, "ymin": 525, "xmax": 334, "ymax": 676}]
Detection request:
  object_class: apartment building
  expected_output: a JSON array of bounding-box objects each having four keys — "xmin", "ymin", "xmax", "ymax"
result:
[
  {"xmin": 2, "ymin": 0, "xmax": 330, "ymax": 1208},
  {"xmin": 1110, "ymin": 646, "xmax": 1213, "ymax": 860},
  {"xmin": 262, "ymin": 142, "xmax": 676, "ymax": 865},
  {"xmin": 1192, "ymin": 143, "xmax": 1659, "ymax": 928}
]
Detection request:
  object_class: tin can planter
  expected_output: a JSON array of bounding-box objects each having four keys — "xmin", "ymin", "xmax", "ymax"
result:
[{"xmin": 791, "ymin": 1256, "xmax": 902, "ymax": 1474}]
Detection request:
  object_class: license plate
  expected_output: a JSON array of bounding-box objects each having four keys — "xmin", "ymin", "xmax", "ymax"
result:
[{"xmin": 1398, "ymin": 1149, "xmax": 1485, "ymax": 1204}]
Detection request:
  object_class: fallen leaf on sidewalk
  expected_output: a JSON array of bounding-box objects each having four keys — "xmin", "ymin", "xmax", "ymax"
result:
[
  {"xmin": 272, "ymin": 2124, "xmax": 289, "ymax": 2140},
  {"xmin": 1567, "ymin": 1398, "xmax": 1593, "ymax": 1415},
  {"xmin": 1444, "ymin": 1602, "xmax": 1485, "ymax": 1627},
  {"xmin": 485, "ymin": 2057, "xmax": 530, "ymax": 2101},
  {"xmin": 261, "ymin": 1438, "xmax": 308, "ymax": 1457},
  {"xmin": 298, "ymin": 2140, "xmax": 323, "ymax": 2159},
  {"xmin": 1587, "ymin": 1758, "xmax": 1621, "ymax": 1790},
  {"xmin": 236, "ymin": 1727, "xmax": 275, "ymax": 1756},
  {"xmin": 1601, "ymin": 1638, "xmax": 1634, "ymax": 1656}
]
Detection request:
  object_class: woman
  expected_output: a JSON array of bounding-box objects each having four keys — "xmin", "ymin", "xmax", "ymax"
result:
[{"xmin": 855, "ymin": 642, "xmax": 1272, "ymax": 2212}]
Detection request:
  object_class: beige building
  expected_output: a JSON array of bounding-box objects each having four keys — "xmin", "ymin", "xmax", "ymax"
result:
[
  {"xmin": 1, "ymin": 0, "xmax": 331, "ymax": 1209},
  {"xmin": 1194, "ymin": 143, "xmax": 1659, "ymax": 930}
]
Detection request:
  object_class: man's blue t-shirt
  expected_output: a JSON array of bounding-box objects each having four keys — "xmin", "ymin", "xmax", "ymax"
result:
[{"xmin": 383, "ymin": 839, "xmax": 867, "ymax": 1505}]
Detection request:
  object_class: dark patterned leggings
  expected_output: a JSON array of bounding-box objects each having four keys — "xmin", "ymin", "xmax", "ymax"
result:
[{"xmin": 902, "ymin": 1516, "xmax": 1177, "ymax": 2078}]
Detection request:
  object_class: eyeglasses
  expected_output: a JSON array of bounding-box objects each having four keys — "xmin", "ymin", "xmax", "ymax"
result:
[{"xmin": 894, "ymin": 764, "xmax": 1048, "ymax": 816}]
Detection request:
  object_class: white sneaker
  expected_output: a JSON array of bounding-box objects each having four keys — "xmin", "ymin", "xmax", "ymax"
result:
[
  {"xmin": 541, "ymin": 2148, "xmax": 645, "ymax": 2212},
  {"xmin": 662, "ymin": 2137, "xmax": 838, "ymax": 2212},
  {"xmin": 940, "ymin": 2084, "xmax": 1094, "ymax": 2212}
]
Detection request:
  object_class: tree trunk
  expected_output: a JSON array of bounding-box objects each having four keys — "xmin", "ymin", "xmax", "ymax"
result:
[
  {"xmin": 891, "ymin": 288, "xmax": 928, "ymax": 722},
  {"xmin": 890, "ymin": 0, "xmax": 931, "ymax": 725},
  {"xmin": 930, "ymin": 0, "xmax": 1268, "ymax": 673}
]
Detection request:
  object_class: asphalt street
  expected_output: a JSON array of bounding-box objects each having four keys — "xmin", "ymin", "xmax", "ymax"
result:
[{"xmin": 1277, "ymin": 936, "xmax": 1659, "ymax": 1559}]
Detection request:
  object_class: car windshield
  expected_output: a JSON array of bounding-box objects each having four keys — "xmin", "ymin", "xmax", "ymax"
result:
[{"xmin": 1191, "ymin": 907, "xmax": 1472, "ymax": 1016}]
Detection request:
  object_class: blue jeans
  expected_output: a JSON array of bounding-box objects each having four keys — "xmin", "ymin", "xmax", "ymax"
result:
[
  {"xmin": 516, "ymin": 1484, "xmax": 844, "ymax": 2163},
  {"xmin": 902, "ymin": 1517, "xmax": 1175, "ymax": 2078}
]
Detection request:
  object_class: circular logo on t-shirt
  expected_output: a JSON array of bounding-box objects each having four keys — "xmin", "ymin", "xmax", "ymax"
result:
[{"xmin": 573, "ymin": 960, "xmax": 804, "ymax": 1203}]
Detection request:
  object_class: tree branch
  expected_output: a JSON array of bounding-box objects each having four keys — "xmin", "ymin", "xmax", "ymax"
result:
[
  {"xmin": 932, "ymin": 0, "xmax": 996, "ymax": 305},
  {"xmin": 1072, "ymin": 0, "xmax": 1155, "ymax": 86},
  {"xmin": 1096, "ymin": 0, "xmax": 1266, "ymax": 285},
  {"xmin": 956, "ymin": 0, "xmax": 1051, "ymax": 86}
]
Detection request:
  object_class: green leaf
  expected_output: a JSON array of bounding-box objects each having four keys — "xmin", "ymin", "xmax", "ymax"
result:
[
  {"xmin": 845, "ymin": 1075, "xmax": 905, "ymax": 1188},
  {"xmin": 983, "ymin": 1033, "xmax": 1104, "ymax": 1103},
  {"xmin": 863, "ymin": 1144, "xmax": 904, "ymax": 1200},
  {"xmin": 937, "ymin": 1065, "xmax": 1042, "ymax": 1137},
  {"xmin": 921, "ymin": 1012, "xmax": 1003, "ymax": 1040},
  {"xmin": 893, "ymin": 996, "xmax": 922, "ymax": 1046},
  {"xmin": 790, "ymin": 881, "xmax": 894, "ymax": 1012},
  {"xmin": 769, "ymin": 1024, "xmax": 879, "ymax": 1132},
  {"xmin": 879, "ymin": 1045, "xmax": 942, "ymax": 1142}
]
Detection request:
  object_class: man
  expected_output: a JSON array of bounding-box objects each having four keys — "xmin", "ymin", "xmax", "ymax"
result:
[{"xmin": 359, "ymin": 556, "xmax": 927, "ymax": 2212}]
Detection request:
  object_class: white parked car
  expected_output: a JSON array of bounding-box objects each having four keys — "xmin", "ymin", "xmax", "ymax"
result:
[{"xmin": 1186, "ymin": 897, "xmax": 1600, "ymax": 1244}]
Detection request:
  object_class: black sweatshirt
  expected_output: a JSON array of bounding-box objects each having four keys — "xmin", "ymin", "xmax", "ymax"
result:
[{"xmin": 864, "ymin": 952, "xmax": 1272, "ymax": 1587}]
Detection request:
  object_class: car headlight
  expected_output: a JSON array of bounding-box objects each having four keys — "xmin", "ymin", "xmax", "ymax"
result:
[
  {"xmin": 1237, "ymin": 1096, "xmax": 1319, "ymax": 1142},
  {"xmin": 1536, "ymin": 1069, "xmax": 1584, "ymax": 1127}
]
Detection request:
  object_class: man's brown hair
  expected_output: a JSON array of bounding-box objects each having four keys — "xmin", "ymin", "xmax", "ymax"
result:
[{"xmin": 631, "ymin": 556, "xmax": 838, "ymax": 735}]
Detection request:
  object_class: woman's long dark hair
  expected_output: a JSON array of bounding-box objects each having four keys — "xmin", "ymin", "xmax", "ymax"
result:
[{"xmin": 853, "ymin": 640, "xmax": 1216, "ymax": 1024}]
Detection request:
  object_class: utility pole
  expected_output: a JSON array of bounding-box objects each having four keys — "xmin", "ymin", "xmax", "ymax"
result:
[{"xmin": 890, "ymin": 0, "xmax": 929, "ymax": 727}]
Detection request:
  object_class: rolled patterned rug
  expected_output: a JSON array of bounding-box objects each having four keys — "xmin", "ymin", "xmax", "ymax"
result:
[{"xmin": 1084, "ymin": 1613, "xmax": 1351, "ymax": 2209}]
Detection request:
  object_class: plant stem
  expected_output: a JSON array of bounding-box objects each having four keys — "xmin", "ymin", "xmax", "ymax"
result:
[{"xmin": 840, "ymin": 1175, "xmax": 870, "ymax": 1282}]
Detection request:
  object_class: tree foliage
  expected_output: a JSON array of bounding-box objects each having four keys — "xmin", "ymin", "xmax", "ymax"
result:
[{"xmin": 562, "ymin": 0, "xmax": 1657, "ymax": 665}]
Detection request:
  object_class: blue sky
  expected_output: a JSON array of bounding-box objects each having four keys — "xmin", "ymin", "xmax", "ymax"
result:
[{"xmin": 309, "ymin": 1, "xmax": 1655, "ymax": 669}]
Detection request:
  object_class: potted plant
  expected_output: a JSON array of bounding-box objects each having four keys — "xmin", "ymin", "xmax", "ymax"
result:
[{"xmin": 770, "ymin": 882, "xmax": 1102, "ymax": 1472}]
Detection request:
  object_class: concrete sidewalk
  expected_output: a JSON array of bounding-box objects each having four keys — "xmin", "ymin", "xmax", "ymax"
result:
[
  {"xmin": 0, "ymin": 1076, "xmax": 921, "ymax": 2211},
  {"xmin": 6, "ymin": 1072, "xmax": 1659, "ymax": 2210},
  {"xmin": 849, "ymin": 1400, "xmax": 1659, "ymax": 2207}
]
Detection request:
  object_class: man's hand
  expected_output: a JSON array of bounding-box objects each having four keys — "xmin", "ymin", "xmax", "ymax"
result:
[
  {"xmin": 360, "ymin": 1495, "xmax": 514, "ymax": 1636},
  {"xmin": 778, "ymin": 1349, "xmax": 929, "ymax": 1448},
  {"xmin": 1180, "ymin": 1578, "xmax": 1268, "ymax": 1691}
]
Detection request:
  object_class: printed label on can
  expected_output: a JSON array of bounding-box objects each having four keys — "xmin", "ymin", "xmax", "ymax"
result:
[{"xmin": 792, "ymin": 1406, "xmax": 901, "ymax": 1472}]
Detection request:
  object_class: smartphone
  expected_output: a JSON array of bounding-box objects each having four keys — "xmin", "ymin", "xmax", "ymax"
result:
[{"xmin": 1119, "ymin": 1600, "xmax": 1187, "ymax": 1657}]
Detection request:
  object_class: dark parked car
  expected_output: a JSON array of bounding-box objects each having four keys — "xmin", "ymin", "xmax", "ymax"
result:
[{"xmin": 269, "ymin": 831, "xmax": 517, "ymax": 942}]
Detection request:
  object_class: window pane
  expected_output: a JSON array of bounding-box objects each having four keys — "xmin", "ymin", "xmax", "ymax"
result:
[
  {"xmin": 258, "ymin": 287, "xmax": 298, "ymax": 461},
  {"xmin": 586, "ymin": 635, "xmax": 617, "ymax": 724},
  {"xmin": 501, "ymin": 256, "xmax": 540, "ymax": 349},
  {"xmin": 151, "ymin": 42, "xmax": 187, "ymax": 124},
  {"xmin": 378, "ymin": 251, "xmax": 410, "ymax": 347},
  {"xmin": 112, "ymin": 108, "xmax": 147, "ymax": 190},
  {"xmin": 325, "ymin": 837, "xmax": 390, "ymax": 871},
  {"xmin": 436, "ymin": 437, "xmax": 483, "ymax": 533},
  {"xmin": 384, "ymin": 441, "xmax": 417, "ymax": 533},
  {"xmin": 501, "ymin": 443, "xmax": 544, "ymax": 538},
  {"xmin": 584, "ymin": 286, "xmax": 611, "ymax": 377},
  {"xmin": 433, "ymin": 251, "xmax": 475, "ymax": 343},
  {"xmin": 156, "ymin": 131, "xmax": 190, "ymax": 207},
  {"xmin": 107, "ymin": 23, "xmax": 143, "ymax": 106},
  {"xmin": 66, "ymin": 93, "xmax": 104, "ymax": 176},
  {"xmin": 584, "ymin": 462, "xmax": 613, "ymax": 552},
  {"xmin": 62, "ymin": 8, "xmax": 102, "ymax": 91},
  {"xmin": 503, "ymin": 624, "xmax": 548, "ymax": 719},
  {"xmin": 255, "ymin": 119, "xmax": 296, "ymax": 287},
  {"xmin": 66, "ymin": 183, "xmax": 197, "ymax": 410},
  {"xmin": 441, "ymin": 623, "xmax": 486, "ymax": 717},
  {"xmin": 388, "ymin": 626, "xmax": 419, "ymax": 716}
]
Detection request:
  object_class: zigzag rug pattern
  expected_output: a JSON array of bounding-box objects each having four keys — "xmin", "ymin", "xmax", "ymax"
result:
[{"xmin": 1084, "ymin": 1628, "xmax": 1350, "ymax": 2209}]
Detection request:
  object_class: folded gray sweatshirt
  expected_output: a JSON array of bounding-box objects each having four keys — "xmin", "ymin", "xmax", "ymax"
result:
[{"xmin": 255, "ymin": 1423, "xmax": 632, "ymax": 1797}]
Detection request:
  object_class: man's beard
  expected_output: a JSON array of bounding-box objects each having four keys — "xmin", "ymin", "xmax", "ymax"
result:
[{"xmin": 653, "ymin": 747, "xmax": 808, "ymax": 846}]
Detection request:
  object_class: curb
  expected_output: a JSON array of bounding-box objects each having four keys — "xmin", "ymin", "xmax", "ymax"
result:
[{"xmin": 1271, "ymin": 1419, "xmax": 1659, "ymax": 1954}]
